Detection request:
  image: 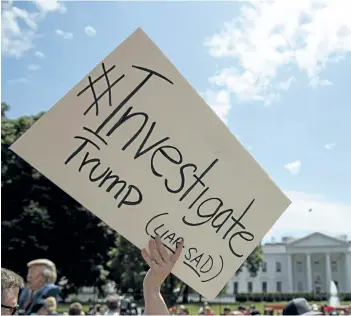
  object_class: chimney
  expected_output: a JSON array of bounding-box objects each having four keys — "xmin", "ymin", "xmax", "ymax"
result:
[
  {"xmin": 282, "ymin": 236, "xmax": 294, "ymax": 243},
  {"xmin": 337, "ymin": 234, "xmax": 348, "ymax": 241}
]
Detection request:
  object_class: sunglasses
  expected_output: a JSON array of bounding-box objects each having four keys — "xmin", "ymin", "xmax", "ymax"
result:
[{"xmin": 1, "ymin": 303, "xmax": 18, "ymax": 315}]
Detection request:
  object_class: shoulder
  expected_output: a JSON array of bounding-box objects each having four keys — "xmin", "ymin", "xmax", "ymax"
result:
[{"xmin": 43, "ymin": 284, "xmax": 60, "ymax": 298}]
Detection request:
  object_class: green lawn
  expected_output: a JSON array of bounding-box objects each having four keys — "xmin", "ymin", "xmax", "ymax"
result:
[
  {"xmin": 57, "ymin": 301, "xmax": 351, "ymax": 314},
  {"xmin": 182, "ymin": 302, "xmax": 351, "ymax": 315}
]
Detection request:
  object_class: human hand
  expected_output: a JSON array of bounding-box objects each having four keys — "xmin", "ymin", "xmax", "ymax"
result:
[{"xmin": 142, "ymin": 236, "xmax": 183, "ymax": 293}]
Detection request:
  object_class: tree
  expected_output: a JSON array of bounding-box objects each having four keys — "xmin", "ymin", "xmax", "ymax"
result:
[
  {"xmin": 236, "ymin": 245, "xmax": 263, "ymax": 277},
  {"xmin": 178, "ymin": 245, "xmax": 263, "ymax": 303},
  {"xmin": 1, "ymin": 103, "xmax": 117, "ymax": 296},
  {"xmin": 108, "ymin": 237, "xmax": 262, "ymax": 304},
  {"xmin": 108, "ymin": 236, "xmax": 146, "ymax": 299},
  {"xmin": 108, "ymin": 236, "xmax": 181, "ymax": 305}
]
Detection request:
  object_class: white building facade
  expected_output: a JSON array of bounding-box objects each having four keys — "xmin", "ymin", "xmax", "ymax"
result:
[{"xmin": 226, "ymin": 232, "xmax": 351, "ymax": 294}]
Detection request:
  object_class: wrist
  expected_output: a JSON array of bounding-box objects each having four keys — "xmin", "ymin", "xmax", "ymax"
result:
[{"xmin": 143, "ymin": 281, "xmax": 161, "ymax": 296}]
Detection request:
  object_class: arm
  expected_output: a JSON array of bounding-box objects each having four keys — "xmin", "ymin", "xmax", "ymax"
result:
[
  {"xmin": 141, "ymin": 236, "xmax": 183, "ymax": 316},
  {"xmin": 143, "ymin": 285, "xmax": 168, "ymax": 316}
]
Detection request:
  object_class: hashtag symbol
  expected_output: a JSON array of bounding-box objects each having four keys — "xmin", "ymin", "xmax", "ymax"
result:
[{"xmin": 77, "ymin": 63, "xmax": 125, "ymax": 116}]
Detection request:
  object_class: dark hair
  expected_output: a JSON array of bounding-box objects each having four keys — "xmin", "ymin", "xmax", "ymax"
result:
[
  {"xmin": 107, "ymin": 297, "xmax": 118, "ymax": 311},
  {"xmin": 95, "ymin": 304, "xmax": 101, "ymax": 312},
  {"xmin": 1, "ymin": 268, "xmax": 24, "ymax": 298},
  {"xmin": 69, "ymin": 302, "xmax": 83, "ymax": 315}
]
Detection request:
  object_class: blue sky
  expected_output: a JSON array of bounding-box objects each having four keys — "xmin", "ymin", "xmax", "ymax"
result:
[{"xmin": 2, "ymin": 0, "xmax": 350, "ymax": 242}]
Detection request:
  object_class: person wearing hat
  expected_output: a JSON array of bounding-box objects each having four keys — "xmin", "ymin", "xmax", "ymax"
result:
[
  {"xmin": 238, "ymin": 306, "xmax": 248, "ymax": 315},
  {"xmin": 179, "ymin": 305, "xmax": 187, "ymax": 315},
  {"xmin": 283, "ymin": 298, "xmax": 321, "ymax": 315}
]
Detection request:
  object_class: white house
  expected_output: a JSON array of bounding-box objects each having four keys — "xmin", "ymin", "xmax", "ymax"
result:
[{"xmin": 226, "ymin": 232, "xmax": 351, "ymax": 294}]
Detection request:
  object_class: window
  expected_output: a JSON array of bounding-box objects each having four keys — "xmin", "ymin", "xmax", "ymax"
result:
[
  {"xmin": 262, "ymin": 282, "xmax": 267, "ymax": 293},
  {"xmin": 297, "ymin": 281, "xmax": 303, "ymax": 292},
  {"xmin": 248, "ymin": 282, "xmax": 253, "ymax": 293},
  {"xmin": 234, "ymin": 282, "xmax": 238, "ymax": 294},
  {"xmin": 331, "ymin": 261, "xmax": 337, "ymax": 272},
  {"xmin": 276, "ymin": 261, "xmax": 282, "ymax": 272},
  {"xmin": 276, "ymin": 281, "xmax": 282, "ymax": 293},
  {"xmin": 297, "ymin": 261, "xmax": 303, "ymax": 273},
  {"xmin": 262, "ymin": 261, "xmax": 267, "ymax": 272}
]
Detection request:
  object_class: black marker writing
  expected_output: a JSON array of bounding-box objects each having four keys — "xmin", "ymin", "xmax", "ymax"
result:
[
  {"xmin": 145, "ymin": 212, "xmax": 224, "ymax": 282},
  {"xmin": 66, "ymin": 62, "xmax": 256, "ymax": 258}
]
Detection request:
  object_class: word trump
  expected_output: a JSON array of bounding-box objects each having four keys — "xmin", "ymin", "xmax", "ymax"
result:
[{"xmin": 66, "ymin": 63, "xmax": 257, "ymax": 258}]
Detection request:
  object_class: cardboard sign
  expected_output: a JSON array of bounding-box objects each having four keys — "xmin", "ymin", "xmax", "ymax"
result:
[{"xmin": 10, "ymin": 28, "xmax": 291, "ymax": 299}]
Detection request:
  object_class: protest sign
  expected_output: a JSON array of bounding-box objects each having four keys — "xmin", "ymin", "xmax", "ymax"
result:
[{"xmin": 10, "ymin": 28, "xmax": 291, "ymax": 299}]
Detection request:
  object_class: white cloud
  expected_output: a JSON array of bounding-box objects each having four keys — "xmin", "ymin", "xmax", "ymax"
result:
[
  {"xmin": 284, "ymin": 160, "xmax": 301, "ymax": 175},
  {"xmin": 32, "ymin": 0, "xmax": 67, "ymax": 13},
  {"xmin": 7, "ymin": 77, "xmax": 29, "ymax": 84},
  {"xmin": 35, "ymin": 50, "xmax": 45, "ymax": 58},
  {"xmin": 264, "ymin": 191, "xmax": 351, "ymax": 242},
  {"xmin": 324, "ymin": 142, "xmax": 337, "ymax": 150},
  {"xmin": 56, "ymin": 29, "xmax": 73, "ymax": 40},
  {"xmin": 85, "ymin": 26, "xmax": 96, "ymax": 37},
  {"xmin": 28, "ymin": 64, "xmax": 41, "ymax": 71},
  {"xmin": 1, "ymin": 0, "xmax": 66, "ymax": 58},
  {"xmin": 279, "ymin": 76, "xmax": 295, "ymax": 90},
  {"xmin": 204, "ymin": 0, "xmax": 351, "ymax": 105},
  {"xmin": 202, "ymin": 89, "xmax": 231, "ymax": 124}
]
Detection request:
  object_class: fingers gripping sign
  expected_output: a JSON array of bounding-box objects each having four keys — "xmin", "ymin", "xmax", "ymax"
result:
[{"xmin": 142, "ymin": 235, "xmax": 184, "ymax": 290}]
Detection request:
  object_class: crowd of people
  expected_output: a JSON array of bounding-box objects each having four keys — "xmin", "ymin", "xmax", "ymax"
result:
[{"xmin": 1, "ymin": 236, "xmax": 349, "ymax": 315}]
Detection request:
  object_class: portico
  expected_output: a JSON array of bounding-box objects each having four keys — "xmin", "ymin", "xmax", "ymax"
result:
[
  {"xmin": 286, "ymin": 252, "xmax": 350, "ymax": 293},
  {"xmin": 227, "ymin": 232, "xmax": 351, "ymax": 294}
]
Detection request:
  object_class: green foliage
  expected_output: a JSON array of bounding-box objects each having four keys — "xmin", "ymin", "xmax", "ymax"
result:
[
  {"xmin": 1, "ymin": 104, "xmax": 116, "ymax": 297},
  {"xmin": 108, "ymin": 235, "xmax": 181, "ymax": 305},
  {"xmin": 235, "ymin": 245, "xmax": 263, "ymax": 277},
  {"xmin": 108, "ymin": 236, "xmax": 147, "ymax": 298},
  {"xmin": 1, "ymin": 102, "xmax": 263, "ymax": 299}
]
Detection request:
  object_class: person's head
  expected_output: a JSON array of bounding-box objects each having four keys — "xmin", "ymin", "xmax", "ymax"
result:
[
  {"xmin": 27, "ymin": 259, "xmax": 57, "ymax": 291},
  {"xmin": 179, "ymin": 305, "xmax": 187, "ymax": 315},
  {"xmin": 1, "ymin": 268, "xmax": 24, "ymax": 315},
  {"xmin": 69, "ymin": 302, "xmax": 83, "ymax": 315},
  {"xmin": 224, "ymin": 307, "xmax": 231, "ymax": 315},
  {"xmin": 283, "ymin": 298, "xmax": 320, "ymax": 315},
  {"xmin": 45, "ymin": 296, "xmax": 57, "ymax": 314},
  {"xmin": 238, "ymin": 306, "xmax": 246, "ymax": 312},
  {"xmin": 106, "ymin": 295, "xmax": 118, "ymax": 311},
  {"xmin": 205, "ymin": 306, "xmax": 212, "ymax": 315},
  {"xmin": 311, "ymin": 304, "xmax": 319, "ymax": 312},
  {"xmin": 95, "ymin": 304, "xmax": 102, "ymax": 314}
]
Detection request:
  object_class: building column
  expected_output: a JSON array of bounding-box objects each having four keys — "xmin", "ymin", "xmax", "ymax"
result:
[
  {"xmin": 306, "ymin": 253, "xmax": 313, "ymax": 293},
  {"xmin": 287, "ymin": 254, "xmax": 293, "ymax": 293},
  {"xmin": 325, "ymin": 253, "xmax": 332, "ymax": 293},
  {"xmin": 345, "ymin": 252, "xmax": 351, "ymax": 292}
]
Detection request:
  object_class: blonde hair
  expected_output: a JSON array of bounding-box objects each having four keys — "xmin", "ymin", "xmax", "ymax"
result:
[
  {"xmin": 45, "ymin": 296, "xmax": 57, "ymax": 313},
  {"xmin": 27, "ymin": 259, "xmax": 57, "ymax": 283},
  {"xmin": 1, "ymin": 268, "xmax": 24, "ymax": 300}
]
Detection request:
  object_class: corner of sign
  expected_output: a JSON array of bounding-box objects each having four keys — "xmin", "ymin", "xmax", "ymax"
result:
[
  {"xmin": 8, "ymin": 141, "xmax": 17, "ymax": 154},
  {"xmin": 201, "ymin": 291, "xmax": 219, "ymax": 301},
  {"xmin": 134, "ymin": 27, "xmax": 146, "ymax": 35}
]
